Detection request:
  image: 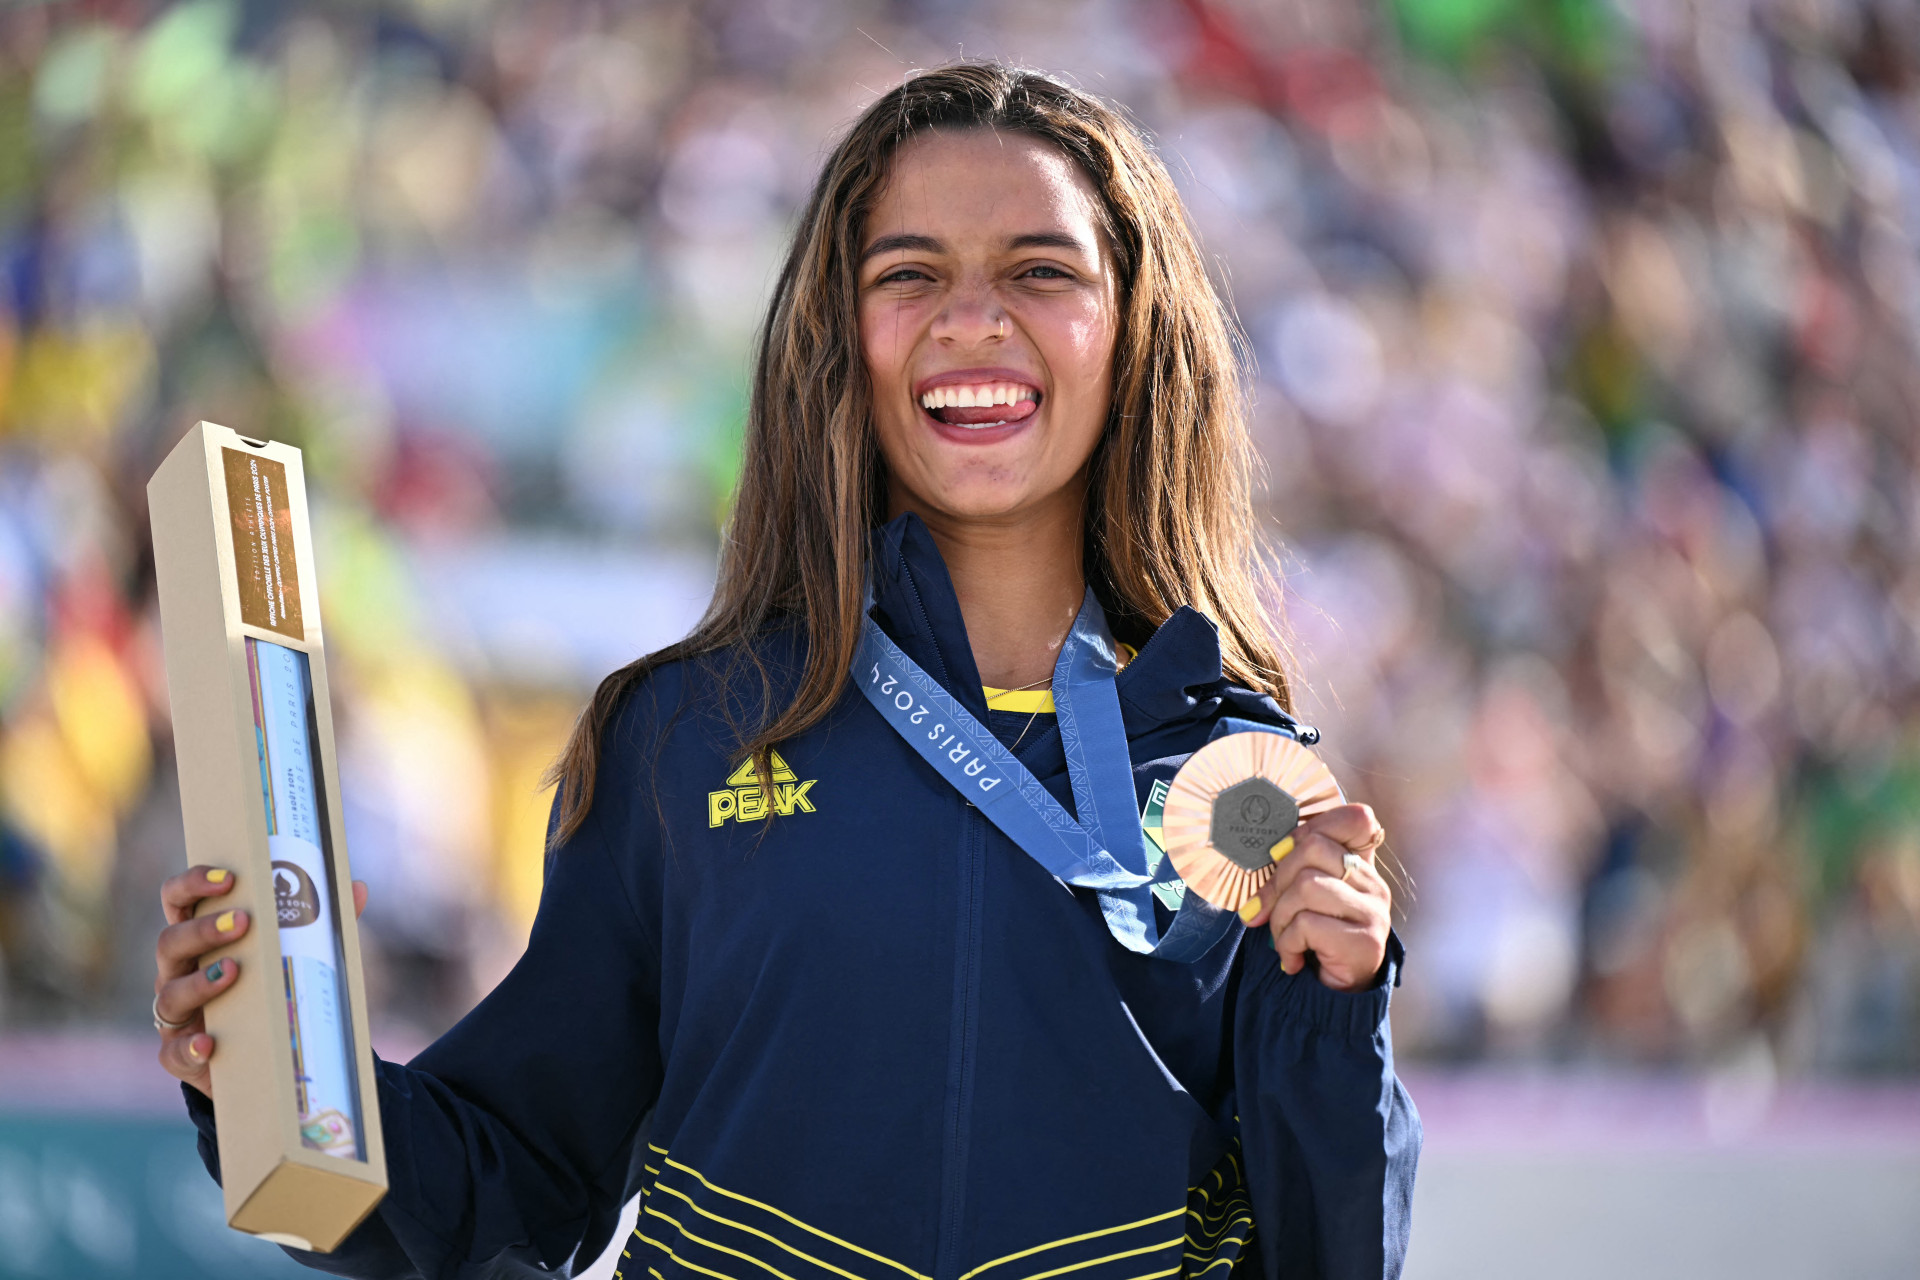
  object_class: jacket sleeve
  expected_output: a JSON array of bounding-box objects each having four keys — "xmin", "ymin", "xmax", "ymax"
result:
[
  {"xmin": 1232, "ymin": 933, "xmax": 1421, "ymax": 1280},
  {"xmin": 183, "ymin": 699, "xmax": 668, "ymax": 1279}
]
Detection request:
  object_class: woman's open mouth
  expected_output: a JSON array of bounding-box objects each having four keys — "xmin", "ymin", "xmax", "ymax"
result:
[{"xmin": 918, "ymin": 382, "xmax": 1042, "ymax": 429}]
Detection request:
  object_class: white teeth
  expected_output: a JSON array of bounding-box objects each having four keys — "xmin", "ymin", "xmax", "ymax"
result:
[{"xmin": 919, "ymin": 383, "xmax": 1039, "ymax": 411}]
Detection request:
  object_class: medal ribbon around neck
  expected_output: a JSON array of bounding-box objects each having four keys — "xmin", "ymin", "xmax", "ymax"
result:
[{"xmin": 855, "ymin": 588, "xmax": 1234, "ymax": 962}]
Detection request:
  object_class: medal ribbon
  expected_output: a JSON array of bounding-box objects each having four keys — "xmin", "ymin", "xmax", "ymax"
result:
[{"xmin": 855, "ymin": 589, "xmax": 1233, "ymax": 962}]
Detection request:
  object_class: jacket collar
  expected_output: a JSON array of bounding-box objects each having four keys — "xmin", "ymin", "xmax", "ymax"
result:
[
  {"xmin": 868, "ymin": 512, "xmax": 991, "ymax": 724},
  {"xmin": 866, "ymin": 512, "xmax": 1291, "ymax": 741}
]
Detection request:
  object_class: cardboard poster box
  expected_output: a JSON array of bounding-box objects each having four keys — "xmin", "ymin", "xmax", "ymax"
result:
[{"xmin": 147, "ymin": 421, "xmax": 387, "ymax": 1251}]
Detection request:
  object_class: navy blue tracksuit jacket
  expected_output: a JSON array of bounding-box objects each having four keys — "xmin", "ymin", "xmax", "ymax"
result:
[{"xmin": 185, "ymin": 512, "xmax": 1421, "ymax": 1279}]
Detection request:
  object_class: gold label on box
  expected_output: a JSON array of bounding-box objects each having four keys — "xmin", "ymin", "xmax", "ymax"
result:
[{"xmin": 222, "ymin": 447, "xmax": 304, "ymax": 640}]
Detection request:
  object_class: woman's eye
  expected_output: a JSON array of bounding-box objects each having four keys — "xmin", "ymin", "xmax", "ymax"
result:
[
  {"xmin": 1022, "ymin": 265, "xmax": 1071, "ymax": 279},
  {"xmin": 878, "ymin": 267, "xmax": 931, "ymax": 284}
]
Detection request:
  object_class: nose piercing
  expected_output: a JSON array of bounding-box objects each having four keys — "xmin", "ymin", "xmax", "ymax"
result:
[{"xmin": 995, "ymin": 317, "xmax": 1007, "ymax": 339}]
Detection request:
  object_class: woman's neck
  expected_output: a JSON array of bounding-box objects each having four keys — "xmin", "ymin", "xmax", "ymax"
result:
[{"xmin": 892, "ymin": 486, "xmax": 1087, "ymax": 691}]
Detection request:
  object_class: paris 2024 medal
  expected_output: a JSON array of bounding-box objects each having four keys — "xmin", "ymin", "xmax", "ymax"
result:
[{"xmin": 1160, "ymin": 732, "xmax": 1345, "ymax": 915}]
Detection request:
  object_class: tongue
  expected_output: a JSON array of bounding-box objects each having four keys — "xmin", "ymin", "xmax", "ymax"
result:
[{"xmin": 932, "ymin": 399, "xmax": 1038, "ymax": 427}]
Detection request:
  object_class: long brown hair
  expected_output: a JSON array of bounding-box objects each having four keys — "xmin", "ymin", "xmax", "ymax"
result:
[{"xmin": 548, "ymin": 62, "xmax": 1293, "ymax": 842}]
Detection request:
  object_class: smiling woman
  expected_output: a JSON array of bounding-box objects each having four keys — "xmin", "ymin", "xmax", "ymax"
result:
[
  {"xmin": 159, "ymin": 62, "xmax": 1419, "ymax": 1280},
  {"xmin": 545, "ymin": 65, "xmax": 1302, "ymax": 830},
  {"xmin": 859, "ymin": 128, "xmax": 1121, "ymax": 690}
]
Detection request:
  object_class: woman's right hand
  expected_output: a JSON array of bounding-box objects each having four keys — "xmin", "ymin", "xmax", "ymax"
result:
[{"xmin": 155, "ymin": 865, "xmax": 368, "ymax": 1099}]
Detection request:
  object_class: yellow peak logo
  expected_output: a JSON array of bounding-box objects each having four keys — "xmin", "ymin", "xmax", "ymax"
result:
[{"xmin": 708, "ymin": 750, "xmax": 818, "ymax": 827}]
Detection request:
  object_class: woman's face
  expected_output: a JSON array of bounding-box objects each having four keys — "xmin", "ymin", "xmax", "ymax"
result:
[{"xmin": 858, "ymin": 129, "xmax": 1119, "ymax": 526}]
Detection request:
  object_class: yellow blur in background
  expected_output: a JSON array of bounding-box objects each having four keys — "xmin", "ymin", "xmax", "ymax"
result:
[
  {"xmin": 1, "ymin": 2, "xmax": 1919, "ymax": 1276},
  {"xmin": 3, "ymin": 0, "xmax": 1919, "ymax": 1073}
]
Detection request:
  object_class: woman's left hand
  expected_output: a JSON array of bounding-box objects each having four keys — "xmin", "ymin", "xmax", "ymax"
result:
[{"xmin": 1237, "ymin": 802, "xmax": 1391, "ymax": 992}]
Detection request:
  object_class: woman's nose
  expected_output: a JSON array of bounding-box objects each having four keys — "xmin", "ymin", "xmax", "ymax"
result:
[{"xmin": 931, "ymin": 282, "xmax": 1006, "ymax": 346}]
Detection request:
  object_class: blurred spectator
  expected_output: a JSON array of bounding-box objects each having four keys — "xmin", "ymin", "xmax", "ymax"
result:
[{"xmin": 1, "ymin": 0, "xmax": 1917, "ymax": 1075}]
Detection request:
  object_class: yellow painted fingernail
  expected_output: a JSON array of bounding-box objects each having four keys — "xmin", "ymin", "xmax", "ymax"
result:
[
  {"xmin": 1238, "ymin": 898, "xmax": 1263, "ymax": 924},
  {"xmin": 1269, "ymin": 835, "xmax": 1295, "ymax": 862},
  {"xmin": 215, "ymin": 911, "xmax": 236, "ymax": 933},
  {"xmin": 206, "ymin": 869, "xmax": 229, "ymax": 884}
]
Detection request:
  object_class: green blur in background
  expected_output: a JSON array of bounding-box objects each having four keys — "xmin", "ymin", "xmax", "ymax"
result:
[
  {"xmin": 2, "ymin": 0, "xmax": 1919, "ymax": 1274},
  {"xmin": 0, "ymin": 1113, "xmax": 306, "ymax": 1278}
]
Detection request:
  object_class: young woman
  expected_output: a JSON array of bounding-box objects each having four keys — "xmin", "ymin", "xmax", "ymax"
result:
[{"xmin": 152, "ymin": 63, "xmax": 1419, "ymax": 1280}]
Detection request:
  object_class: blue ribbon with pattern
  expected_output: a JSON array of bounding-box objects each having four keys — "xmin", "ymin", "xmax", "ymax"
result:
[{"xmin": 855, "ymin": 590, "xmax": 1233, "ymax": 962}]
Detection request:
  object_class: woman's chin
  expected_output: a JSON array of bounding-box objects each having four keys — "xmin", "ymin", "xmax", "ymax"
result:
[
  {"xmin": 882, "ymin": 406, "xmax": 1091, "ymax": 523},
  {"xmin": 903, "ymin": 471, "xmax": 1079, "ymax": 524}
]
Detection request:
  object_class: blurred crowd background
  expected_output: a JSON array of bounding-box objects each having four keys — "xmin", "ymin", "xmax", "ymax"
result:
[{"xmin": 2, "ymin": 0, "xmax": 1918, "ymax": 1093}]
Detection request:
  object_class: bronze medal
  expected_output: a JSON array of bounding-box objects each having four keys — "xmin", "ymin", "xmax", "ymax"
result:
[{"xmin": 1161, "ymin": 732, "xmax": 1345, "ymax": 913}]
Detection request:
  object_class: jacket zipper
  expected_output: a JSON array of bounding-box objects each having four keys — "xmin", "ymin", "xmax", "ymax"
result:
[
  {"xmin": 935, "ymin": 808, "xmax": 984, "ymax": 1278},
  {"xmin": 894, "ymin": 556, "xmax": 981, "ymax": 1277}
]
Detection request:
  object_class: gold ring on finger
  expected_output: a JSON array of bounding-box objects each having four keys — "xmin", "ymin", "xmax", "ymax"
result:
[{"xmin": 1341, "ymin": 852, "xmax": 1363, "ymax": 882}]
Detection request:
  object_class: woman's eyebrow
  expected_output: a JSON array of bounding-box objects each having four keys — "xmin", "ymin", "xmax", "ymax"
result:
[
  {"xmin": 860, "ymin": 233, "xmax": 944, "ymax": 263},
  {"xmin": 1004, "ymin": 231, "xmax": 1090, "ymax": 254},
  {"xmin": 859, "ymin": 230, "xmax": 1092, "ymax": 263}
]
